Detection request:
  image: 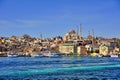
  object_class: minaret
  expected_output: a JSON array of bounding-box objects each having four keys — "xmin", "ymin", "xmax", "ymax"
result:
[
  {"xmin": 88, "ymin": 31, "xmax": 90, "ymax": 36},
  {"xmin": 88, "ymin": 31, "xmax": 90, "ymax": 40},
  {"xmin": 40, "ymin": 33, "xmax": 42, "ymax": 39},
  {"xmin": 76, "ymin": 26, "xmax": 79, "ymax": 36},
  {"xmin": 80, "ymin": 24, "xmax": 82, "ymax": 40},
  {"xmin": 92, "ymin": 29, "xmax": 94, "ymax": 46},
  {"xmin": 76, "ymin": 26, "xmax": 79, "ymax": 39}
]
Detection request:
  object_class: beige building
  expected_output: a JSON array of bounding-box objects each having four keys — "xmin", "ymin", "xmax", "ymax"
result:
[
  {"xmin": 114, "ymin": 47, "xmax": 120, "ymax": 52},
  {"xmin": 77, "ymin": 46, "xmax": 87, "ymax": 55},
  {"xmin": 111, "ymin": 47, "xmax": 120, "ymax": 54},
  {"xmin": 99, "ymin": 45, "xmax": 109, "ymax": 56},
  {"xmin": 59, "ymin": 43, "xmax": 77, "ymax": 54}
]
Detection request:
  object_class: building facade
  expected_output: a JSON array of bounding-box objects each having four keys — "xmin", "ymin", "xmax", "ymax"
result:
[
  {"xmin": 99, "ymin": 45, "xmax": 109, "ymax": 56},
  {"xmin": 59, "ymin": 43, "xmax": 77, "ymax": 54},
  {"xmin": 77, "ymin": 46, "xmax": 87, "ymax": 55}
]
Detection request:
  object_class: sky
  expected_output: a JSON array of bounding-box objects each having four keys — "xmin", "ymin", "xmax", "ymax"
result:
[{"xmin": 0, "ymin": 0, "xmax": 120, "ymax": 38}]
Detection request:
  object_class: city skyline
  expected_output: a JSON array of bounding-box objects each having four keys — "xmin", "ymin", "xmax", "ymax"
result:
[{"xmin": 0, "ymin": 0, "xmax": 120, "ymax": 38}]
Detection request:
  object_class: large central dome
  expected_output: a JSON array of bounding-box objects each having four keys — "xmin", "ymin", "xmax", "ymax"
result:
[
  {"xmin": 64, "ymin": 29, "xmax": 79, "ymax": 41},
  {"xmin": 68, "ymin": 29, "xmax": 76, "ymax": 34}
]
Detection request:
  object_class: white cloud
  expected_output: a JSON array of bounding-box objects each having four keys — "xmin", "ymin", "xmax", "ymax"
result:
[
  {"xmin": 15, "ymin": 19, "xmax": 44, "ymax": 24},
  {"xmin": 0, "ymin": 19, "xmax": 52, "ymax": 27},
  {"xmin": 0, "ymin": 20, "xmax": 10, "ymax": 24}
]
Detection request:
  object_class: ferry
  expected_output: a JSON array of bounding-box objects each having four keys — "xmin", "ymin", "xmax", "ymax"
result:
[
  {"xmin": 7, "ymin": 51, "xmax": 18, "ymax": 57},
  {"xmin": 8, "ymin": 54, "xmax": 18, "ymax": 57}
]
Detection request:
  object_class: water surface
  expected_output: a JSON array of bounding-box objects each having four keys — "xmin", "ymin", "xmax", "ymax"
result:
[{"xmin": 0, "ymin": 57, "xmax": 120, "ymax": 80}]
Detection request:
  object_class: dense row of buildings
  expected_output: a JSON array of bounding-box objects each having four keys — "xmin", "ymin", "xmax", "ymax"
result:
[
  {"xmin": 59, "ymin": 27, "xmax": 120, "ymax": 56},
  {"xmin": 0, "ymin": 25, "xmax": 120, "ymax": 57}
]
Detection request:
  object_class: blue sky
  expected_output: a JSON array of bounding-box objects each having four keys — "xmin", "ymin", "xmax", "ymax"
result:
[{"xmin": 0, "ymin": 0, "xmax": 120, "ymax": 38}]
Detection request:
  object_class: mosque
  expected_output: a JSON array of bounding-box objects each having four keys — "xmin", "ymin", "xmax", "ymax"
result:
[{"xmin": 63, "ymin": 24, "xmax": 82, "ymax": 42}]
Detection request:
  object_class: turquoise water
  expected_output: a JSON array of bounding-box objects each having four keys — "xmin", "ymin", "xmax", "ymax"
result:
[{"xmin": 0, "ymin": 57, "xmax": 120, "ymax": 80}]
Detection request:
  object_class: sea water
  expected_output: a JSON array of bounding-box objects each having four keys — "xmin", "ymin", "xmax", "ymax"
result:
[{"xmin": 0, "ymin": 57, "xmax": 120, "ymax": 80}]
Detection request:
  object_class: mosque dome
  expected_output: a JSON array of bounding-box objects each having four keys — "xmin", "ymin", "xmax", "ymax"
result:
[{"xmin": 68, "ymin": 29, "xmax": 76, "ymax": 34}]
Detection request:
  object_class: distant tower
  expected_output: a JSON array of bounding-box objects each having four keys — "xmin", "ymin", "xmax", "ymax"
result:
[{"xmin": 80, "ymin": 24, "xmax": 82, "ymax": 40}]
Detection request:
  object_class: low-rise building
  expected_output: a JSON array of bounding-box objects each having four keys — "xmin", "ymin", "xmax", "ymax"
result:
[
  {"xmin": 99, "ymin": 45, "xmax": 110, "ymax": 56},
  {"xmin": 77, "ymin": 46, "xmax": 87, "ymax": 55},
  {"xmin": 59, "ymin": 43, "xmax": 77, "ymax": 54}
]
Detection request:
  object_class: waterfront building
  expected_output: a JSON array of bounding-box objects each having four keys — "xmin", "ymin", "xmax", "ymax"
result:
[
  {"xmin": 99, "ymin": 45, "xmax": 110, "ymax": 56},
  {"xmin": 114, "ymin": 47, "xmax": 120, "ymax": 53},
  {"xmin": 59, "ymin": 43, "xmax": 77, "ymax": 54},
  {"xmin": 99, "ymin": 39, "xmax": 118, "ymax": 56},
  {"xmin": 85, "ymin": 44, "xmax": 93, "ymax": 51},
  {"xmin": 77, "ymin": 46, "xmax": 87, "ymax": 55},
  {"xmin": 110, "ymin": 47, "xmax": 120, "ymax": 55},
  {"xmin": 100, "ymin": 39, "xmax": 116, "ymax": 47}
]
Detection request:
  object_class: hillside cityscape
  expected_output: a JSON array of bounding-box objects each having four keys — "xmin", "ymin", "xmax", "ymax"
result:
[
  {"xmin": 0, "ymin": 24, "xmax": 120, "ymax": 57},
  {"xmin": 1, "ymin": 0, "xmax": 120, "ymax": 79}
]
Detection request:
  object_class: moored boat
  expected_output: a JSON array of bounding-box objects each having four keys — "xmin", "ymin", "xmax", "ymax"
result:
[
  {"xmin": 8, "ymin": 54, "xmax": 18, "ymax": 57},
  {"xmin": 7, "ymin": 51, "xmax": 18, "ymax": 57},
  {"xmin": 30, "ymin": 52, "xmax": 43, "ymax": 57},
  {"xmin": 110, "ymin": 54, "xmax": 118, "ymax": 58},
  {"xmin": 41, "ymin": 51, "xmax": 61, "ymax": 58},
  {"xmin": 97, "ymin": 54, "xmax": 102, "ymax": 57}
]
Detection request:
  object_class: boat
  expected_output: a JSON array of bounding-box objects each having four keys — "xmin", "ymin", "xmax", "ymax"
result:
[
  {"xmin": 8, "ymin": 54, "xmax": 18, "ymax": 57},
  {"xmin": 97, "ymin": 54, "xmax": 102, "ymax": 57},
  {"xmin": 42, "ymin": 51, "xmax": 61, "ymax": 58},
  {"xmin": 7, "ymin": 51, "xmax": 18, "ymax": 57},
  {"xmin": 110, "ymin": 54, "xmax": 118, "ymax": 58},
  {"xmin": 30, "ymin": 52, "xmax": 43, "ymax": 57},
  {"xmin": 7, "ymin": 53, "xmax": 18, "ymax": 57}
]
